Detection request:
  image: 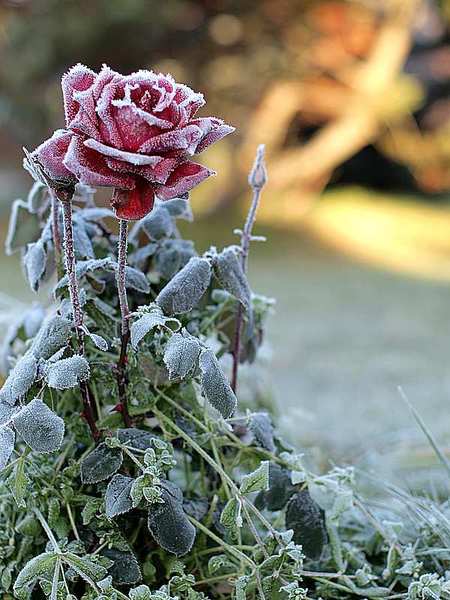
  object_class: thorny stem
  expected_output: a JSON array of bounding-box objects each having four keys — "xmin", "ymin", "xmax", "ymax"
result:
[
  {"xmin": 49, "ymin": 190, "xmax": 64, "ymax": 279},
  {"xmin": 115, "ymin": 218, "xmax": 132, "ymax": 428},
  {"xmin": 231, "ymin": 145, "xmax": 267, "ymax": 393},
  {"xmin": 61, "ymin": 198, "xmax": 100, "ymax": 442}
]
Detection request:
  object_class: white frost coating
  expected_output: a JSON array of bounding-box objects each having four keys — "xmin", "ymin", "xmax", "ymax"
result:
[
  {"xmin": 83, "ymin": 138, "xmax": 163, "ymax": 166},
  {"xmin": 199, "ymin": 348, "xmax": 237, "ymax": 419},
  {"xmin": 124, "ymin": 266, "xmax": 150, "ymax": 293},
  {"xmin": 138, "ymin": 125, "xmax": 202, "ymax": 154},
  {"xmin": 24, "ymin": 241, "xmax": 47, "ymax": 293},
  {"xmin": 156, "ymin": 257, "xmax": 212, "ymax": 315},
  {"xmin": 0, "ymin": 402, "xmax": 19, "ymax": 425},
  {"xmin": 30, "ymin": 314, "xmax": 72, "ymax": 360},
  {"xmin": 0, "ymin": 425, "xmax": 15, "ymax": 470},
  {"xmin": 13, "ymin": 398, "xmax": 65, "ymax": 453},
  {"xmin": 163, "ymin": 332, "xmax": 201, "ymax": 380},
  {"xmin": 130, "ymin": 308, "xmax": 181, "ymax": 350},
  {"xmin": 45, "ymin": 355, "xmax": 90, "ymax": 390},
  {"xmin": 0, "ymin": 352, "xmax": 38, "ymax": 405}
]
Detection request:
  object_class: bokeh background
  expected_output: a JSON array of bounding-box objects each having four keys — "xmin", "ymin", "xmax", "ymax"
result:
[{"xmin": 1, "ymin": 0, "xmax": 450, "ymax": 476}]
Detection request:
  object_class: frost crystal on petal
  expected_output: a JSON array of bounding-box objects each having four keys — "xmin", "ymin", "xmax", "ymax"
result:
[{"xmin": 13, "ymin": 398, "xmax": 65, "ymax": 453}]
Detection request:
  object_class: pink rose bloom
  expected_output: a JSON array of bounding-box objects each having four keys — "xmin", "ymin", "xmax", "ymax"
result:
[{"xmin": 31, "ymin": 64, "xmax": 234, "ymax": 220}]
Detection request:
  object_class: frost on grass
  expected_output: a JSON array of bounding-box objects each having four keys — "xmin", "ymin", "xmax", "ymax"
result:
[
  {"xmin": 0, "ymin": 352, "xmax": 37, "ymax": 405},
  {"xmin": 163, "ymin": 331, "xmax": 201, "ymax": 380},
  {"xmin": 13, "ymin": 398, "xmax": 65, "ymax": 453},
  {"xmin": 45, "ymin": 355, "xmax": 90, "ymax": 389},
  {"xmin": 105, "ymin": 474, "xmax": 134, "ymax": 518},
  {"xmin": 81, "ymin": 443, "xmax": 123, "ymax": 484},
  {"xmin": 0, "ymin": 425, "xmax": 15, "ymax": 470},
  {"xmin": 147, "ymin": 481, "xmax": 196, "ymax": 556},
  {"xmin": 130, "ymin": 305, "xmax": 180, "ymax": 349},
  {"xmin": 156, "ymin": 256, "xmax": 212, "ymax": 315},
  {"xmin": 30, "ymin": 314, "xmax": 72, "ymax": 360},
  {"xmin": 199, "ymin": 348, "xmax": 237, "ymax": 418},
  {"xmin": 285, "ymin": 490, "xmax": 328, "ymax": 560}
]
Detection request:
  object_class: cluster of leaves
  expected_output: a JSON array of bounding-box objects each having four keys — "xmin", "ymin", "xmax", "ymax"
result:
[{"xmin": 2, "ymin": 183, "xmax": 450, "ymax": 600}]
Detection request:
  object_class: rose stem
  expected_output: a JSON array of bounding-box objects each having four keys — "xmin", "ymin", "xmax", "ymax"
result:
[
  {"xmin": 49, "ymin": 190, "xmax": 64, "ymax": 279},
  {"xmin": 115, "ymin": 218, "xmax": 132, "ymax": 428},
  {"xmin": 60, "ymin": 197, "xmax": 100, "ymax": 441},
  {"xmin": 231, "ymin": 145, "xmax": 267, "ymax": 394}
]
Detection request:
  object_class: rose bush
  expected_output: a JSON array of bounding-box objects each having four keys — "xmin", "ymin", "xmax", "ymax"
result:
[{"xmin": 31, "ymin": 64, "xmax": 234, "ymax": 219}]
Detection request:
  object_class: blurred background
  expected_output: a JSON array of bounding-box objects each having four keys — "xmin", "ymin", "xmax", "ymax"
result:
[{"xmin": 1, "ymin": 0, "xmax": 450, "ymax": 477}]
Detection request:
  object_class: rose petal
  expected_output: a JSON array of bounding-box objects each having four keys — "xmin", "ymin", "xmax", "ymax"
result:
[
  {"xmin": 192, "ymin": 117, "xmax": 235, "ymax": 153},
  {"xmin": 138, "ymin": 124, "xmax": 203, "ymax": 155},
  {"xmin": 106, "ymin": 156, "xmax": 179, "ymax": 184},
  {"xmin": 156, "ymin": 161, "xmax": 214, "ymax": 200},
  {"xmin": 111, "ymin": 178, "xmax": 155, "ymax": 220},
  {"xmin": 61, "ymin": 63, "xmax": 96, "ymax": 126},
  {"xmin": 63, "ymin": 135, "xmax": 135, "ymax": 189},
  {"xmin": 174, "ymin": 83, "xmax": 205, "ymax": 126},
  {"xmin": 31, "ymin": 129, "xmax": 75, "ymax": 182},
  {"xmin": 95, "ymin": 72, "xmax": 126, "ymax": 149},
  {"xmin": 84, "ymin": 138, "xmax": 163, "ymax": 166}
]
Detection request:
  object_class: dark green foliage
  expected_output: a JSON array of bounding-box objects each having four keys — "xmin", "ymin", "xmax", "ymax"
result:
[
  {"xmin": 81, "ymin": 443, "xmax": 123, "ymax": 484},
  {"xmin": 285, "ymin": 490, "xmax": 328, "ymax": 560}
]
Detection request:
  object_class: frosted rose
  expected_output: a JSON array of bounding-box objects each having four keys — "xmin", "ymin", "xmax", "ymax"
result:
[{"xmin": 31, "ymin": 64, "xmax": 234, "ymax": 220}]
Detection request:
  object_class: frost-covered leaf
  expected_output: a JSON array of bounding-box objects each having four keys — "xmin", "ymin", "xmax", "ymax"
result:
[
  {"xmin": 30, "ymin": 315, "xmax": 72, "ymax": 360},
  {"xmin": 23, "ymin": 304, "xmax": 46, "ymax": 338},
  {"xmin": 27, "ymin": 181, "xmax": 48, "ymax": 213},
  {"xmin": 199, "ymin": 349, "xmax": 237, "ymax": 418},
  {"xmin": 62, "ymin": 553, "xmax": 108, "ymax": 584},
  {"xmin": 125, "ymin": 266, "xmax": 150, "ymax": 293},
  {"xmin": 45, "ymin": 355, "xmax": 90, "ymax": 389},
  {"xmin": 13, "ymin": 398, "xmax": 65, "ymax": 453},
  {"xmin": 102, "ymin": 548, "xmax": 141, "ymax": 585},
  {"xmin": 249, "ymin": 412, "xmax": 275, "ymax": 452},
  {"xmin": 141, "ymin": 206, "xmax": 175, "ymax": 240},
  {"xmin": 147, "ymin": 481, "xmax": 196, "ymax": 556},
  {"xmin": 183, "ymin": 497, "xmax": 209, "ymax": 522},
  {"xmin": 163, "ymin": 332, "xmax": 201, "ymax": 380},
  {"xmin": 86, "ymin": 331, "xmax": 108, "ymax": 351},
  {"xmin": 55, "ymin": 258, "xmax": 115, "ymax": 290},
  {"xmin": 129, "ymin": 585, "xmax": 152, "ymax": 600},
  {"xmin": 155, "ymin": 239, "xmax": 197, "ymax": 280},
  {"xmin": 156, "ymin": 257, "xmax": 212, "ymax": 315},
  {"xmin": 240, "ymin": 461, "xmax": 269, "ymax": 494},
  {"xmin": 255, "ymin": 463, "xmax": 296, "ymax": 511},
  {"xmin": 213, "ymin": 247, "xmax": 251, "ymax": 309},
  {"xmin": 285, "ymin": 490, "xmax": 328, "ymax": 560},
  {"xmin": 220, "ymin": 497, "xmax": 242, "ymax": 532},
  {"xmin": 129, "ymin": 243, "xmax": 158, "ymax": 269},
  {"xmin": 13, "ymin": 552, "xmax": 58, "ymax": 600},
  {"xmin": 105, "ymin": 474, "xmax": 134, "ymax": 518},
  {"xmin": 130, "ymin": 306, "xmax": 180, "ymax": 349},
  {"xmin": 0, "ymin": 401, "xmax": 18, "ymax": 425},
  {"xmin": 24, "ymin": 240, "xmax": 47, "ymax": 292},
  {"xmin": 0, "ymin": 425, "xmax": 15, "ymax": 470},
  {"xmin": 5, "ymin": 199, "xmax": 41, "ymax": 255},
  {"xmin": 0, "ymin": 352, "xmax": 37, "ymax": 405},
  {"xmin": 73, "ymin": 218, "xmax": 94, "ymax": 259},
  {"xmin": 235, "ymin": 575, "xmax": 251, "ymax": 600},
  {"xmin": 8, "ymin": 454, "xmax": 28, "ymax": 508},
  {"xmin": 163, "ymin": 198, "xmax": 193, "ymax": 222},
  {"xmin": 81, "ymin": 443, "xmax": 123, "ymax": 484},
  {"xmin": 117, "ymin": 428, "xmax": 156, "ymax": 450}
]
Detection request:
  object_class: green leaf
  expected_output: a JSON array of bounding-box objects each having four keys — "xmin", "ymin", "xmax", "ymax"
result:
[
  {"xmin": 62, "ymin": 552, "xmax": 108, "ymax": 586},
  {"xmin": 8, "ymin": 453, "xmax": 28, "ymax": 508},
  {"xmin": 13, "ymin": 552, "xmax": 58, "ymax": 600},
  {"xmin": 129, "ymin": 585, "xmax": 153, "ymax": 600},
  {"xmin": 147, "ymin": 481, "xmax": 196, "ymax": 556},
  {"xmin": 163, "ymin": 331, "xmax": 201, "ymax": 380},
  {"xmin": 285, "ymin": 491, "xmax": 328, "ymax": 560},
  {"xmin": 105, "ymin": 474, "xmax": 134, "ymax": 518},
  {"xmin": 156, "ymin": 256, "xmax": 212, "ymax": 315},
  {"xmin": 255, "ymin": 463, "xmax": 296, "ymax": 511},
  {"xmin": 45, "ymin": 355, "xmax": 90, "ymax": 389},
  {"xmin": 220, "ymin": 497, "xmax": 242, "ymax": 532},
  {"xmin": 13, "ymin": 398, "xmax": 65, "ymax": 453},
  {"xmin": 198, "ymin": 349, "xmax": 237, "ymax": 418},
  {"xmin": 81, "ymin": 443, "xmax": 123, "ymax": 484},
  {"xmin": 117, "ymin": 428, "xmax": 157, "ymax": 450},
  {"xmin": 240, "ymin": 461, "xmax": 270, "ymax": 494}
]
